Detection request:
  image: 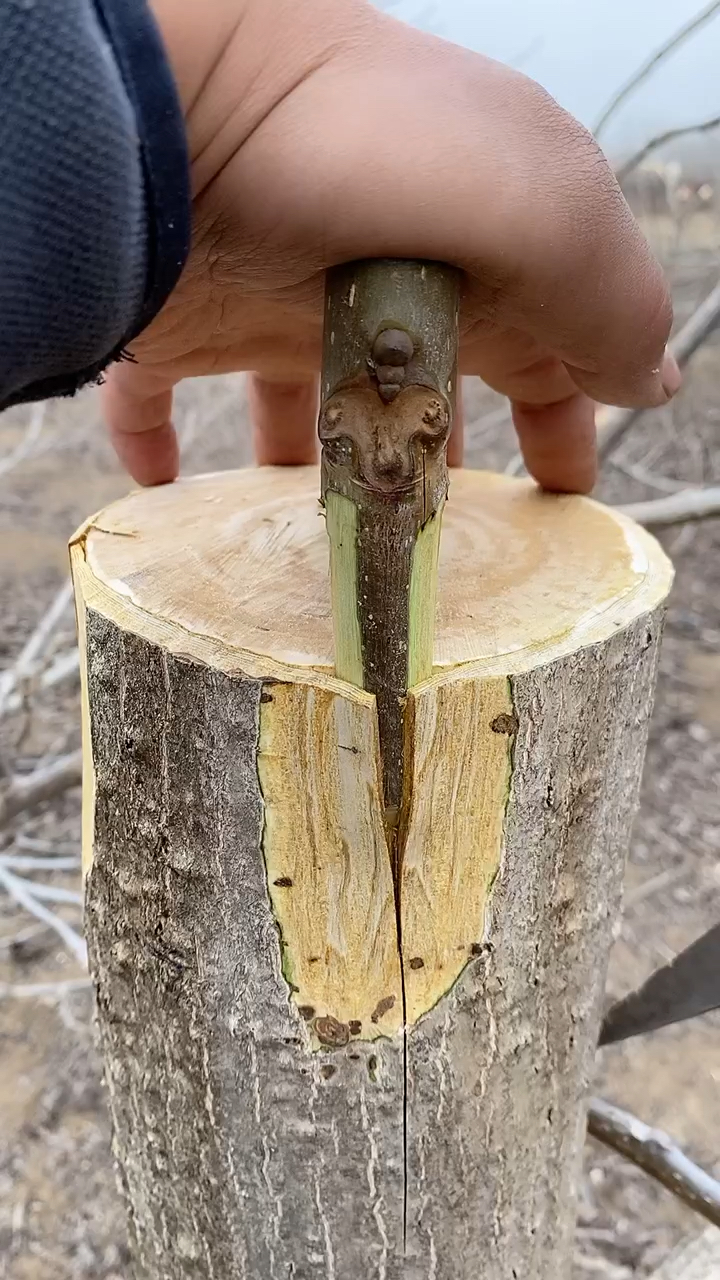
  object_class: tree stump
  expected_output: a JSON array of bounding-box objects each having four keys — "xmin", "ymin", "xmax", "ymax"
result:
[{"xmin": 71, "ymin": 466, "xmax": 672, "ymax": 1280}]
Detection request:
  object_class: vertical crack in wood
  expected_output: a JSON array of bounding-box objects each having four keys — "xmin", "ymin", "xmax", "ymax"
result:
[
  {"xmin": 402, "ymin": 969, "xmax": 409, "ymax": 1257},
  {"xmin": 391, "ymin": 807, "xmax": 409, "ymax": 1258},
  {"xmin": 320, "ymin": 261, "xmax": 459, "ymax": 1249},
  {"xmin": 397, "ymin": 685, "xmax": 419, "ymax": 1254}
]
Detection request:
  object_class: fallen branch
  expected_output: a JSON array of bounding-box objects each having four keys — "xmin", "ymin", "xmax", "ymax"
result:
[
  {"xmin": 0, "ymin": 871, "xmax": 82, "ymax": 905},
  {"xmin": 0, "ymin": 864, "xmax": 86, "ymax": 966},
  {"xmin": 0, "ymin": 923, "xmax": 49, "ymax": 953},
  {"xmin": 623, "ymin": 864, "xmax": 689, "ymax": 908},
  {"xmin": 619, "ymin": 486, "xmax": 720, "ymax": 528},
  {"xmin": 587, "ymin": 1098, "xmax": 720, "ymax": 1229},
  {"xmin": 0, "ymin": 854, "xmax": 80, "ymax": 872},
  {"xmin": 0, "ymin": 579, "xmax": 74, "ymax": 718},
  {"xmin": 15, "ymin": 833, "xmax": 78, "ymax": 855},
  {"xmin": 0, "ymin": 401, "xmax": 46, "ymax": 480},
  {"xmin": 0, "ymin": 977, "xmax": 92, "ymax": 1000},
  {"xmin": 573, "ymin": 1255, "xmax": 631, "ymax": 1279},
  {"xmin": 617, "ymin": 113, "xmax": 720, "ymax": 183},
  {"xmin": 0, "ymin": 748, "xmax": 83, "ymax": 827},
  {"xmin": 610, "ymin": 457, "xmax": 699, "ymax": 494},
  {"xmin": 594, "ymin": 1, "xmax": 720, "ymax": 140},
  {"xmin": 0, "ymin": 647, "xmax": 80, "ymax": 720},
  {"xmin": 503, "ymin": 441, "xmax": 524, "ymax": 478}
]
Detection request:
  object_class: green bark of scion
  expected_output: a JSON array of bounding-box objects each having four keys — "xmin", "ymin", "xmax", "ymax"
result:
[{"xmin": 319, "ymin": 259, "xmax": 460, "ymax": 828}]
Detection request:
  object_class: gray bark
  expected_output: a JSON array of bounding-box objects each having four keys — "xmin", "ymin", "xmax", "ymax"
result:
[
  {"xmin": 83, "ymin": 602, "xmax": 664, "ymax": 1280},
  {"xmin": 404, "ymin": 613, "xmax": 664, "ymax": 1277}
]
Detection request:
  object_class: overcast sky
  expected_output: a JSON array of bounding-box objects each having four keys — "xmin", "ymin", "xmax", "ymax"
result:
[{"xmin": 376, "ymin": 0, "xmax": 720, "ymax": 157}]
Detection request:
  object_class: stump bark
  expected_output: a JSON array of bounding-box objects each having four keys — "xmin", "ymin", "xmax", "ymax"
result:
[{"xmin": 71, "ymin": 466, "xmax": 673, "ymax": 1280}]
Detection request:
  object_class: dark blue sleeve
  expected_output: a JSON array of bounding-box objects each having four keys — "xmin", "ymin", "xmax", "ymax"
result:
[{"xmin": 0, "ymin": 0, "xmax": 191, "ymax": 410}]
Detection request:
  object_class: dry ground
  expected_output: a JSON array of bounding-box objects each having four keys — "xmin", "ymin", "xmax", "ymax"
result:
[{"xmin": 0, "ymin": 215, "xmax": 718, "ymax": 1278}]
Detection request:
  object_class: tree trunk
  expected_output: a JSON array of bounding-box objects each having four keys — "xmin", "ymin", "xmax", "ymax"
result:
[{"xmin": 71, "ymin": 466, "xmax": 672, "ymax": 1280}]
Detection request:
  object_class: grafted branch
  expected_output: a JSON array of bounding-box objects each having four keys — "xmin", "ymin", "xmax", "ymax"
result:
[{"xmin": 588, "ymin": 1098, "xmax": 720, "ymax": 1230}]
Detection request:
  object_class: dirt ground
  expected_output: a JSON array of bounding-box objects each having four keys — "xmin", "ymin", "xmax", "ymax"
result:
[{"xmin": 0, "ymin": 215, "xmax": 718, "ymax": 1279}]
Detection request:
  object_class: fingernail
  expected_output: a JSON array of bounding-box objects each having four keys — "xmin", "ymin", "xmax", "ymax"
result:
[{"xmin": 661, "ymin": 350, "xmax": 682, "ymax": 398}]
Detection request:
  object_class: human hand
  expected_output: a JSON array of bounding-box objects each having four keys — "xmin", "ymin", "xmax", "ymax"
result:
[{"xmin": 102, "ymin": 0, "xmax": 679, "ymax": 493}]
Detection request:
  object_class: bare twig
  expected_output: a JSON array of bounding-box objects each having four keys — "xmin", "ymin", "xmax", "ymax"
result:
[
  {"xmin": 0, "ymin": 865, "xmax": 86, "ymax": 966},
  {"xmin": 594, "ymin": 1, "xmax": 720, "ymax": 140},
  {"xmin": 610, "ymin": 457, "xmax": 699, "ymax": 495},
  {"xmin": 576, "ymin": 1229, "xmax": 640, "ymax": 1247},
  {"xmin": 617, "ymin": 113, "xmax": 720, "ymax": 182},
  {"xmin": 587, "ymin": 1098, "xmax": 720, "ymax": 1229},
  {"xmin": 619, "ymin": 486, "xmax": 720, "ymax": 528},
  {"xmin": 0, "ymin": 647, "xmax": 80, "ymax": 720},
  {"xmin": 0, "ymin": 748, "xmax": 83, "ymax": 827},
  {"xmin": 0, "ymin": 401, "xmax": 46, "ymax": 480},
  {"xmin": 0, "ymin": 922, "xmax": 49, "ymax": 953},
  {"xmin": 42, "ymin": 647, "xmax": 80, "ymax": 683},
  {"xmin": 573, "ymin": 1255, "xmax": 631, "ymax": 1279},
  {"xmin": 0, "ymin": 854, "xmax": 80, "ymax": 872},
  {"xmin": 0, "ymin": 579, "xmax": 74, "ymax": 718},
  {"xmin": 0, "ymin": 871, "xmax": 82, "ymax": 905},
  {"xmin": 0, "ymin": 977, "xmax": 92, "ymax": 1000},
  {"xmin": 598, "ymin": 280, "xmax": 720, "ymax": 461},
  {"xmin": 15, "ymin": 834, "xmax": 78, "ymax": 855},
  {"xmin": 623, "ymin": 864, "xmax": 689, "ymax": 908}
]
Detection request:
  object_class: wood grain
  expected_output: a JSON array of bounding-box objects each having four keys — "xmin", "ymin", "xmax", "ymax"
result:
[
  {"xmin": 401, "ymin": 675, "xmax": 513, "ymax": 1022},
  {"xmin": 79, "ymin": 467, "xmax": 671, "ymax": 676},
  {"xmin": 259, "ymin": 681, "xmax": 402, "ymax": 1042}
]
